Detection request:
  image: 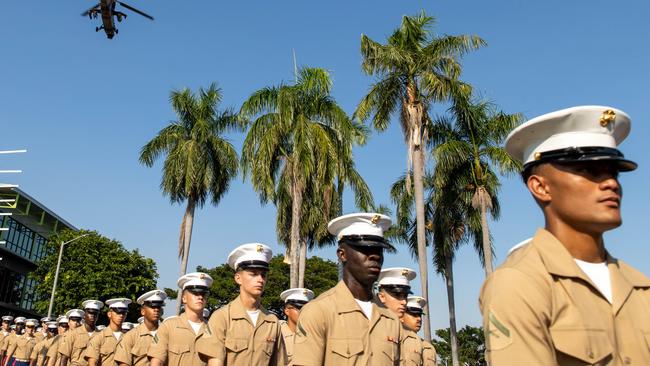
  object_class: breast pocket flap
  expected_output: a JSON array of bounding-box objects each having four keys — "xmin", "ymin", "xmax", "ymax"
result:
[
  {"xmin": 169, "ymin": 343, "xmax": 190, "ymax": 355},
  {"xmin": 330, "ymin": 338, "xmax": 364, "ymax": 359},
  {"xmin": 224, "ymin": 338, "xmax": 248, "ymax": 354},
  {"xmin": 550, "ymin": 327, "xmax": 612, "ymax": 363}
]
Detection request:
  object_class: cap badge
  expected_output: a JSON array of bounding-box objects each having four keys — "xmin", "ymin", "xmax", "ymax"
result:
[
  {"xmin": 302, "ymin": 289, "xmax": 308, "ymax": 295},
  {"xmin": 199, "ymin": 273, "xmax": 206, "ymax": 279},
  {"xmin": 401, "ymin": 269, "xmax": 409, "ymax": 277},
  {"xmin": 534, "ymin": 152, "xmax": 542, "ymax": 161},
  {"xmin": 371, "ymin": 215, "xmax": 380, "ymax": 225},
  {"xmin": 600, "ymin": 109, "xmax": 616, "ymax": 127},
  {"xmin": 256, "ymin": 244, "xmax": 264, "ymax": 253}
]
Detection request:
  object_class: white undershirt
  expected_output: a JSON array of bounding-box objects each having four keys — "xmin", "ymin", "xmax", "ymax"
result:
[
  {"xmin": 247, "ymin": 310, "xmax": 260, "ymax": 326},
  {"xmin": 150, "ymin": 330, "xmax": 157, "ymax": 337},
  {"xmin": 355, "ymin": 299, "xmax": 373, "ymax": 320},
  {"xmin": 113, "ymin": 331, "xmax": 122, "ymax": 340},
  {"xmin": 575, "ymin": 259, "xmax": 612, "ymax": 303},
  {"xmin": 187, "ymin": 320, "xmax": 202, "ymax": 335}
]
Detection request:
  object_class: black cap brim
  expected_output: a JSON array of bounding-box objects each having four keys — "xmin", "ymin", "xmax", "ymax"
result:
[
  {"xmin": 236, "ymin": 260, "xmax": 270, "ymax": 271},
  {"xmin": 184, "ymin": 285, "xmax": 209, "ymax": 294},
  {"xmin": 406, "ymin": 307, "xmax": 424, "ymax": 315},
  {"xmin": 526, "ymin": 146, "xmax": 637, "ymax": 172},
  {"xmin": 339, "ymin": 235, "xmax": 394, "ymax": 250}
]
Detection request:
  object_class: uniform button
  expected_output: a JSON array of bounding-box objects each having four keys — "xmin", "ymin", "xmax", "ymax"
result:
[
  {"xmin": 624, "ymin": 357, "xmax": 631, "ymax": 364},
  {"xmin": 588, "ymin": 351, "xmax": 594, "ymax": 359}
]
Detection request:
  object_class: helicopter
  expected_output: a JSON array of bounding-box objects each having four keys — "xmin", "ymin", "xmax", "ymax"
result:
[{"xmin": 82, "ymin": 0, "xmax": 153, "ymax": 39}]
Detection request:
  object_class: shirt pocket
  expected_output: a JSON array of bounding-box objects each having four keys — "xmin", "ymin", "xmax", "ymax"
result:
[
  {"xmin": 224, "ymin": 338, "xmax": 248, "ymax": 355},
  {"xmin": 131, "ymin": 345, "xmax": 145, "ymax": 358},
  {"xmin": 168, "ymin": 343, "xmax": 190, "ymax": 365},
  {"xmin": 100, "ymin": 343, "xmax": 114, "ymax": 358},
  {"xmin": 404, "ymin": 346, "xmax": 422, "ymax": 365},
  {"xmin": 329, "ymin": 338, "xmax": 364, "ymax": 365},
  {"xmin": 550, "ymin": 327, "xmax": 613, "ymax": 365}
]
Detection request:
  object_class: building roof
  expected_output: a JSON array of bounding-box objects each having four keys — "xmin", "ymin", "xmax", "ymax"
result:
[{"xmin": 0, "ymin": 187, "xmax": 76, "ymax": 237}]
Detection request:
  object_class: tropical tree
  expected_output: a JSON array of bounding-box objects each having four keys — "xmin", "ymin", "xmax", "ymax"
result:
[
  {"xmin": 433, "ymin": 325, "xmax": 486, "ymax": 366},
  {"xmin": 240, "ymin": 67, "xmax": 351, "ymax": 288},
  {"xmin": 429, "ymin": 90, "xmax": 521, "ymax": 276},
  {"xmin": 355, "ymin": 11, "xmax": 485, "ymax": 341},
  {"xmin": 139, "ymin": 83, "xmax": 240, "ymax": 312},
  {"xmin": 389, "ymin": 172, "xmax": 471, "ymax": 366}
]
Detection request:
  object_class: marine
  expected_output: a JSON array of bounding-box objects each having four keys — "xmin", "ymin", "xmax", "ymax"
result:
[
  {"xmin": 3, "ymin": 319, "xmax": 37, "ymax": 366},
  {"xmin": 195, "ymin": 243, "xmax": 284, "ymax": 366},
  {"xmin": 291, "ymin": 213, "xmax": 402, "ymax": 365},
  {"xmin": 480, "ymin": 106, "xmax": 650, "ymax": 365},
  {"xmin": 401, "ymin": 296, "xmax": 436, "ymax": 366},
  {"xmin": 114, "ymin": 289, "xmax": 167, "ymax": 366},
  {"xmin": 45, "ymin": 317, "xmax": 70, "ymax": 366},
  {"xmin": 85, "ymin": 298, "xmax": 131, "ymax": 366},
  {"xmin": 277, "ymin": 288, "xmax": 314, "ymax": 365},
  {"xmin": 58, "ymin": 300, "xmax": 102, "ymax": 366}
]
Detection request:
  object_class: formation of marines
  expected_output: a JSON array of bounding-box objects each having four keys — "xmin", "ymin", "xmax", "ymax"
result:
[{"xmin": 1, "ymin": 105, "xmax": 649, "ymax": 366}]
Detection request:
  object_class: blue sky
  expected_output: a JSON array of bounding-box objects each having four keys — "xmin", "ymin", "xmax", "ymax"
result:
[{"xmin": 2, "ymin": 1, "xmax": 649, "ymax": 332}]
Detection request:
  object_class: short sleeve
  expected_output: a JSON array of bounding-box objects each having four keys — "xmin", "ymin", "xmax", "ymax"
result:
[
  {"xmin": 479, "ymin": 268, "xmax": 554, "ymax": 366},
  {"xmin": 58, "ymin": 333, "xmax": 72, "ymax": 357},
  {"xmin": 84, "ymin": 334, "xmax": 101, "ymax": 361},
  {"xmin": 46, "ymin": 337, "xmax": 60, "ymax": 359},
  {"xmin": 290, "ymin": 302, "xmax": 326, "ymax": 366},
  {"xmin": 195, "ymin": 308, "xmax": 227, "ymax": 361},
  {"xmin": 147, "ymin": 321, "xmax": 169, "ymax": 363}
]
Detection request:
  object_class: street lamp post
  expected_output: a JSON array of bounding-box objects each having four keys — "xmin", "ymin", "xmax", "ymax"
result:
[{"xmin": 47, "ymin": 233, "xmax": 90, "ymax": 318}]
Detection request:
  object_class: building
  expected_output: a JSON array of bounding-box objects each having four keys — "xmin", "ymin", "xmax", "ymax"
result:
[{"xmin": 0, "ymin": 187, "xmax": 75, "ymax": 317}]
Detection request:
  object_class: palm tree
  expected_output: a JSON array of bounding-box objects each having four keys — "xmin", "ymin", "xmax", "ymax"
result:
[
  {"xmin": 240, "ymin": 67, "xmax": 350, "ymax": 288},
  {"xmin": 355, "ymin": 11, "xmax": 485, "ymax": 341},
  {"xmin": 139, "ymin": 83, "xmax": 240, "ymax": 313},
  {"xmin": 429, "ymin": 90, "xmax": 521, "ymax": 276},
  {"xmin": 389, "ymin": 172, "xmax": 469, "ymax": 366}
]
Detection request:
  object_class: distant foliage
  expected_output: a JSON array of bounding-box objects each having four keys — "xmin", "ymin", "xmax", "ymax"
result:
[
  {"xmin": 433, "ymin": 325, "xmax": 486, "ymax": 366},
  {"xmin": 31, "ymin": 229, "xmax": 158, "ymax": 323},
  {"xmin": 198, "ymin": 255, "xmax": 338, "ymax": 317}
]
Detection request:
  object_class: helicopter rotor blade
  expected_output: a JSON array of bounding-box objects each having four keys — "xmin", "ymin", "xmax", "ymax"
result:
[
  {"xmin": 117, "ymin": 2, "xmax": 154, "ymax": 20},
  {"xmin": 81, "ymin": 3, "xmax": 101, "ymax": 17}
]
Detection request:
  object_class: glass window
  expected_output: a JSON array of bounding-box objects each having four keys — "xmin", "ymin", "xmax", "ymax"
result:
[{"xmin": 0, "ymin": 216, "xmax": 48, "ymax": 262}]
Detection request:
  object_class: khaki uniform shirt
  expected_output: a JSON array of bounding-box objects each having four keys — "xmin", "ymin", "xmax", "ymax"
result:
[
  {"xmin": 147, "ymin": 312, "xmax": 208, "ymax": 366},
  {"xmin": 46, "ymin": 335, "xmax": 64, "ymax": 366},
  {"xmin": 480, "ymin": 229, "xmax": 650, "ymax": 366},
  {"xmin": 401, "ymin": 329, "xmax": 426, "ymax": 365},
  {"xmin": 31, "ymin": 337, "xmax": 54, "ymax": 366},
  {"xmin": 7, "ymin": 334, "xmax": 36, "ymax": 361},
  {"xmin": 421, "ymin": 341, "xmax": 436, "ymax": 366},
  {"xmin": 195, "ymin": 296, "xmax": 283, "ymax": 366},
  {"xmin": 2, "ymin": 333, "xmax": 17, "ymax": 353},
  {"xmin": 114, "ymin": 323, "xmax": 156, "ymax": 366},
  {"xmin": 85, "ymin": 327, "xmax": 121, "ymax": 366},
  {"xmin": 291, "ymin": 281, "xmax": 401, "ymax": 366},
  {"xmin": 0, "ymin": 331, "xmax": 13, "ymax": 353},
  {"xmin": 58, "ymin": 326, "xmax": 98, "ymax": 366},
  {"xmin": 279, "ymin": 321, "xmax": 294, "ymax": 365}
]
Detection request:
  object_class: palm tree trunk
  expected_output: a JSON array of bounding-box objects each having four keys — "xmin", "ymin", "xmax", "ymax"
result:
[
  {"xmin": 480, "ymin": 197, "xmax": 493, "ymax": 277},
  {"xmin": 412, "ymin": 138, "xmax": 431, "ymax": 342},
  {"xmin": 176, "ymin": 198, "xmax": 195, "ymax": 315},
  {"xmin": 337, "ymin": 174, "xmax": 344, "ymax": 281},
  {"xmin": 298, "ymin": 238, "xmax": 307, "ymax": 287},
  {"xmin": 444, "ymin": 254, "xmax": 460, "ymax": 366},
  {"xmin": 290, "ymin": 175, "xmax": 303, "ymax": 288}
]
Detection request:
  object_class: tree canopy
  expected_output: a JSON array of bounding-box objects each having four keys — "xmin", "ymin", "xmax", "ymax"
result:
[
  {"xmin": 32, "ymin": 229, "xmax": 159, "ymax": 323},
  {"xmin": 433, "ymin": 325, "xmax": 486, "ymax": 366},
  {"xmin": 197, "ymin": 255, "xmax": 338, "ymax": 317}
]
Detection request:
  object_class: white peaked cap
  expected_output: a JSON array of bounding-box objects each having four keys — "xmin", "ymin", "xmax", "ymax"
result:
[
  {"xmin": 505, "ymin": 106, "xmax": 635, "ymax": 169},
  {"xmin": 121, "ymin": 322, "xmax": 134, "ymax": 331},
  {"xmin": 106, "ymin": 298, "xmax": 132, "ymax": 309},
  {"xmin": 378, "ymin": 267, "xmax": 417, "ymax": 287},
  {"xmin": 25, "ymin": 319, "xmax": 37, "ymax": 326},
  {"xmin": 46, "ymin": 322, "xmax": 58, "ymax": 329},
  {"xmin": 1, "ymin": 316, "xmax": 13, "ymax": 322},
  {"xmin": 406, "ymin": 296, "xmax": 427, "ymax": 311},
  {"xmin": 177, "ymin": 272, "xmax": 213, "ymax": 290},
  {"xmin": 82, "ymin": 300, "xmax": 104, "ymax": 310},
  {"xmin": 328, "ymin": 213, "xmax": 392, "ymax": 240},
  {"xmin": 65, "ymin": 309, "xmax": 84, "ymax": 318},
  {"xmin": 280, "ymin": 288, "xmax": 315, "ymax": 303},
  {"xmin": 137, "ymin": 289, "xmax": 167, "ymax": 305},
  {"xmin": 14, "ymin": 317, "xmax": 26, "ymax": 323},
  {"xmin": 227, "ymin": 243, "xmax": 273, "ymax": 270},
  {"xmin": 96, "ymin": 325, "xmax": 106, "ymax": 331},
  {"xmin": 137, "ymin": 317, "xmax": 144, "ymax": 324},
  {"xmin": 56, "ymin": 316, "xmax": 69, "ymax": 324}
]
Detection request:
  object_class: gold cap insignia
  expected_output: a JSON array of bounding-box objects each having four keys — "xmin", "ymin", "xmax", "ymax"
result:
[
  {"xmin": 256, "ymin": 244, "xmax": 264, "ymax": 253},
  {"xmin": 401, "ymin": 269, "xmax": 410, "ymax": 277},
  {"xmin": 600, "ymin": 109, "xmax": 616, "ymax": 127},
  {"xmin": 534, "ymin": 152, "xmax": 542, "ymax": 161},
  {"xmin": 302, "ymin": 289, "xmax": 308, "ymax": 295},
  {"xmin": 371, "ymin": 215, "xmax": 380, "ymax": 225},
  {"xmin": 199, "ymin": 273, "xmax": 206, "ymax": 279}
]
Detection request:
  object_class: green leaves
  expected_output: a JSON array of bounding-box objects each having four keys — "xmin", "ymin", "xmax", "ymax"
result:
[{"xmin": 31, "ymin": 229, "xmax": 158, "ymax": 323}]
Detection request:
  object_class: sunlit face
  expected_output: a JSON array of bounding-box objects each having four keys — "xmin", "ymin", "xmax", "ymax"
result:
[
  {"xmin": 338, "ymin": 244, "xmax": 384, "ymax": 287},
  {"xmin": 401, "ymin": 311, "xmax": 422, "ymax": 332},
  {"xmin": 68, "ymin": 318, "xmax": 80, "ymax": 329},
  {"xmin": 181, "ymin": 289, "xmax": 207, "ymax": 314},
  {"xmin": 529, "ymin": 162, "xmax": 623, "ymax": 234},
  {"xmin": 377, "ymin": 288, "xmax": 408, "ymax": 317},
  {"xmin": 58, "ymin": 324, "xmax": 68, "ymax": 333},
  {"xmin": 84, "ymin": 309, "xmax": 98, "ymax": 325},
  {"xmin": 108, "ymin": 309, "xmax": 126, "ymax": 327},
  {"xmin": 142, "ymin": 304, "xmax": 163, "ymax": 323},
  {"xmin": 24, "ymin": 325, "xmax": 35, "ymax": 335},
  {"xmin": 1, "ymin": 321, "xmax": 9, "ymax": 331},
  {"xmin": 234, "ymin": 269, "xmax": 268, "ymax": 298},
  {"xmin": 283, "ymin": 303, "xmax": 302, "ymax": 325}
]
